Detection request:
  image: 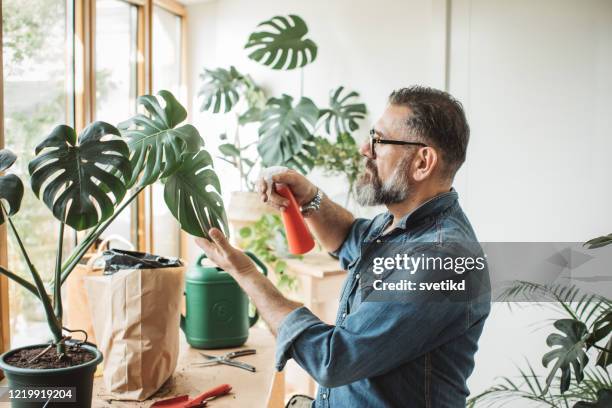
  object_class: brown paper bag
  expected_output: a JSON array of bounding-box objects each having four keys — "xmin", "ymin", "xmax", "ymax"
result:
[{"xmin": 84, "ymin": 265, "xmax": 185, "ymax": 401}]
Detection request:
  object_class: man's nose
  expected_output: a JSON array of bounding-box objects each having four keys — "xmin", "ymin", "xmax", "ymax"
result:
[{"xmin": 359, "ymin": 140, "xmax": 372, "ymax": 158}]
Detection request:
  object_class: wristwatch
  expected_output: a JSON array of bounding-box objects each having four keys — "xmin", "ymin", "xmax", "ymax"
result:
[{"xmin": 301, "ymin": 189, "xmax": 323, "ymax": 217}]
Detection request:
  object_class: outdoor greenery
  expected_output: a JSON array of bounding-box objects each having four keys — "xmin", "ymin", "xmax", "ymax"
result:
[
  {"xmin": 468, "ymin": 237, "xmax": 612, "ymax": 407},
  {"xmin": 0, "ymin": 91, "xmax": 227, "ymax": 356}
]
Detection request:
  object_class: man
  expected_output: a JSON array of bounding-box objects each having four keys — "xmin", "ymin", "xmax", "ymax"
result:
[{"xmin": 196, "ymin": 86, "xmax": 491, "ymax": 407}]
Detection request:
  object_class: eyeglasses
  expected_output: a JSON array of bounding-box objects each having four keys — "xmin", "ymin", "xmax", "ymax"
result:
[{"xmin": 369, "ymin": 129, "xmax": 428, "ymax": 159}]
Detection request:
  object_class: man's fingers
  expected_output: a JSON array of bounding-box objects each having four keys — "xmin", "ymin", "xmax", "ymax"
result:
[
  {"xmin": 209, "ymin": 228, "xmax": 232, "ymax": 251},
  {"xmin": 195, "ymin": 237, "xmax": 214, "ymax": 252},
  {"xmin": 257, "ymin": 179, "xmax": 268, "ymax": 202},
  {"xmin": 271, "ymin": 170, "xmax": 298, "ymax": 185}
]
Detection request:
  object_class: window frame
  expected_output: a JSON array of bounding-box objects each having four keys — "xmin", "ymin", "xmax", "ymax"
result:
[{"xmin": 0, "ymin": 0, "xmax": 188, "ymax": 358}]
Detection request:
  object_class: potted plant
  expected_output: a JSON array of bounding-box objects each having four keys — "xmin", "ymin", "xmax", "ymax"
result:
[
  {"xmin": 0, "ymin": 90, "xmax": 227, "ymax": 408},
  {"xmin": 468, "ymin": 236, "xmax": 612, "ymax": 407},
  {"xmin": 198, "ymin": 15, "xmax": 367, "ymax": 233}
]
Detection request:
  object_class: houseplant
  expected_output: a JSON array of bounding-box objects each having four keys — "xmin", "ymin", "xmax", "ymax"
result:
[
  {"xmin": 199, "ymin": 15, "xmax": 368, "ymax": 227},
  {"xmin": 0, "ymin": 90, "xmax": 227, "ymax": 407},
  {"xmin": 468, "ymin": 236, "xmax": 612, "ymax": 407}
]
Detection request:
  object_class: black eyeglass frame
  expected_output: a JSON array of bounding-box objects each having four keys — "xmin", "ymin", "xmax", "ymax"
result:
[{"xmin": 369, "ymin": 129, "xmax": 428, "ymax": 158}]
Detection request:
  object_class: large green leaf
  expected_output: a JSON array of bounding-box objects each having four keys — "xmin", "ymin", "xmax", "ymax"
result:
[
  {"xmin": 574, "ymin": 388, "xmax": 612, "ymax": 408},
  {"xmin": 199, "ymin": 66, "xmax": 244, "ymax": 113},
  {"xmin": 585, "ymin": 234, "xmax": 612, "ymax": 249},
  {"xmin": 543, "ymin": 319, "xmax": 590, "ymax": 394},
  {"xmin": 163, "ymin": 150, "xmax": 228, "ymax": 239},
  {"xmin": 587, "ymin": 310, "xmax": 612, "ymax": 368},
  {"xmin": 119, "ymin": 90, "xmax": 203, "ymax": 187},
  {"xmin": 245, "ymin": 15, "xmax": 317, "ymax": 70},
  {"xmin": 0, "ymin": 149, "xmax": 24, "ymax": 225},
  {"xmin": 257, "ymin": 94, "xmax": 318, "ymax": 167},
  {"xmin": 28, "ymin": 122, "xmax": 131, "ymax": 230},
  {"xmin": 319, "ymin": 86, "xmax": 367, "ymax": 136}
]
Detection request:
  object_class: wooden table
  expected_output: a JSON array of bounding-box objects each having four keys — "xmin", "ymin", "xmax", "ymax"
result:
[{"xmin": 92, "ymin": 327, "xmax": 284, "ymax": 408}]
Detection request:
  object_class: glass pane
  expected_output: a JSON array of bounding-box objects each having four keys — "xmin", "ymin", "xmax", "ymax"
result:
[
  {"xmin": 153, "ymin": 6, "xmax": 182, "ymax": 96},
  {"xmin": 95, "ymin": 0, "xmax": 138, "ymax": 249},
  {"xmin": 152, "ymin": 6, "xmax": 182, "ymax": 257},
  {"xmin": 2, "ymin": 0, "xmax": 74, "ymax": 346}
]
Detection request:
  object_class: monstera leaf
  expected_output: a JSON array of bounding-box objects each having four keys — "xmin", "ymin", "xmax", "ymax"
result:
[
  {"xmin": 163, "ymin": 150, "xmax": 228, "ymax": 239},
  {"xmin": 199, "ymin": 66, "xmax": 244, "ymax": 113},
  {"xmin": 574, "ymin": 388, "xmax": 612, "ymax": 408},
  {"xmin": 543, "ymin": 319, "xmax": 590, "ymax": 393},
  {"xmin": 285, "ymin": 138, "xmax": 317, "ymax": 175},
  {"xmin": 28, "ymin": 122, "xmax": 131, "ymax": 230},
  {"xmin": 0, "ymin": 149, "xmax": 24, "ymax": 225},
  {"xmin": 257, "ymin": 94, "xmax": 318, "ymax": 167},
  {"xmin": 245, "ymin": 15, "xmax": 317, "ymax": 70},
  {"xmin": 119, "ymin": 90, "xmax": 202, "ymax": 187},
  {"xmin": 319, "ymin": 86, "xmax": 367, "ymax": 136}
]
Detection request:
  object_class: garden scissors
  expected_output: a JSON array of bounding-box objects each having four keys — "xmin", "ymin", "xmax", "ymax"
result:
[{"xmin": 194, "ymin": 349, "xmax": 257, "ymax": 372}]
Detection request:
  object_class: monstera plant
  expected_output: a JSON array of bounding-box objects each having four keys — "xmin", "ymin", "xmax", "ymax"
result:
[
  {"xmin": 468, "ymin": 237, "xmax": 612, "ymax": 408},
  {"xmin": 0, "ymin": 90, "xmax": 225, "ymax": 365},
  {"xmin": 198, "ymin": 14, "xmax": 368, "ymax": 191}
]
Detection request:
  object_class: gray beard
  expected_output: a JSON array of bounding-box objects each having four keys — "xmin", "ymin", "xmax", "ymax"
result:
[{"xmin": 354, "ymin": 157, "xmax": 412, "ymax": 206}]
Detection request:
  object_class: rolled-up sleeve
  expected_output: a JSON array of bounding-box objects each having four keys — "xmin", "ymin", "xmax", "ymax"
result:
[{"xmin": 274, "ymin": 298, "xmax": 473, "ymax": 388}]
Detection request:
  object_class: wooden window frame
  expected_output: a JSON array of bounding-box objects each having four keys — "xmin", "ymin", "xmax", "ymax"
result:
[{"xmin": 0, "ymin": 0, "xmax": 188, "ymax": 358}]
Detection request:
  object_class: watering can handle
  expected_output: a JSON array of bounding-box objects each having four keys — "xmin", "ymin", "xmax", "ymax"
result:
[
  {"xmin": 194, "ymin": 252, "xmax": 267, "ymax": 327},
  {"xmin": 245, "ymin": 252, "xmax": 267, "ymax": 327}
]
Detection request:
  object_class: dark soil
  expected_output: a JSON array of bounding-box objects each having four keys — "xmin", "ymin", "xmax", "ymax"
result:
[{"xmin": 5, "ymin": 344, "xmax": 95, "ymax": 369}]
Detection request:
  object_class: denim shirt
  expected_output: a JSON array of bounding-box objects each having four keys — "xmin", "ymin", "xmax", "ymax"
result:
[{"xmin": 275, "ymin": 189, "xmax": 491, "ymax": 407}]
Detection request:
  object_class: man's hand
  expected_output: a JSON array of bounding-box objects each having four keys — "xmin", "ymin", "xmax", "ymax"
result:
[
  {"xmin": 195, "ymin": 228, "xmax": 255, "ymax": 275},
  {"xmin": 258, "ymin": 169, "xmax": 318, "ymax": 211}
]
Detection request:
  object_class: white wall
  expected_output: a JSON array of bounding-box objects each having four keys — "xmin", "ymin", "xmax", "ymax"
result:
[{"xmin": 184, "ymin": 0, "xmax": 612, "ymax": 404}]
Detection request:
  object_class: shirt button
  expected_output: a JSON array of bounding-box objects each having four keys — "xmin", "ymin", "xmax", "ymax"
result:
[
  {"xmin": 322, "ymin": 393, "xmax": 327, "ymax": 400},
  {"xmin": 342, "ymin": 312, "xmax": 347, "ymax": 319},
  {"xmin": 355, "ymin": 273, "xmax": 360, "ymax": 280},
  {"xmin": 376, "ymin": 239, "xmax": 382, "ymax": 243}
]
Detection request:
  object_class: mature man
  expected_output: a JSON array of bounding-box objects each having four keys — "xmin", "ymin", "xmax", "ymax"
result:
[{"xmin": 196, "ymin": 86, "xmax": 491, "ymax": 407}]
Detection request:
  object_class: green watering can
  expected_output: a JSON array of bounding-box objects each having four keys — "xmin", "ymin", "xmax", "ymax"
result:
[{"xmin": 180, "ymin": 252, "xmax": 267, "ymax": 349}]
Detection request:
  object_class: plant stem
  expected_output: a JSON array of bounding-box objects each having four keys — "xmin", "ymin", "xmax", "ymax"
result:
[
  {"xmin": 60, "ymin": 185, "xmax": 146, "ymax": 284},
  {"xmin": 1, "ymin": 204, "xmax": 62, "ymax": 342},
  {"xmin": 0, "ymin": 266, "xmax": 39, "ymax": 298},
  {"xmin": 54, "ymin": 220, "xmax": 65, "ymax": 321}
]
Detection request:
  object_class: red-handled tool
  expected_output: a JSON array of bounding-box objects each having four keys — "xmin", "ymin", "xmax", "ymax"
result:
[{"xmin": 150, "ymin": 384, "xmax": 232, "ymax": 408}]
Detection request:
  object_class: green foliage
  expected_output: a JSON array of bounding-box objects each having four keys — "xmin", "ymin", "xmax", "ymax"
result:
[
  {"xmin": 118, "ymin": 90, "xmax": 203, "ymax": 187},
  {"xmin": 199, "ymin": 66, "xmax": 245, "ymax": 113},
  {"xmin": 542, "ymin": 319, "xmax": 590, "ymax": 393},
  {"xmin": 245, "ymin": 15, "xmax": 317, "ymax": 70},
  {"xmin": 257, "ymin": 94, "xmax": 319, "ymax": 168},
  {"xmin": 319, "ymin": 86, "xmax": 367, "ymax": 136},
  {"xmin": 238, "ymin": 214, "xmax": 299, "ymax": 292},
  {"xmin": 0, "ymin": 90, "xmax": 228, "ymax": 350},
  {"xmin": 163, "ymin": 150, "xmax": 228, "ymax": 239},
  {"xmin": 28, "ymin": 122, "xmax": 131, "ymax": 231},
  {"xmin": 584, "ymin": 234, "xmax": 612, "ymax": 249},
  {"xmin": 314, "ymin": 133, "xmax": 363, "ymax": 201},
  {"xmin": 0, "ymin": 149, "xmax": 24, "ymax": 224}
]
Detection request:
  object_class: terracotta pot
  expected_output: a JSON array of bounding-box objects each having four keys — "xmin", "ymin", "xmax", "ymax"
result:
[{"xmin": 226, "ymin": 191, "xmax": 276, "ymax": 239}]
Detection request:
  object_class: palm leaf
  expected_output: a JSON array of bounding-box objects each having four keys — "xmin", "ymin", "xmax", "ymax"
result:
[
  {"xmin": 584, "ymin": 234, "xmax": 612, "ymax": 249},
  {"xmin": 199, "ymin": 66, "xmax": 244, "ymax": 113},
  {"xmin": 119, "ymin": 90, "xmax": 203, "ymax": 187},
  {"xmin": 542, "ymin": 319, "xmax": 590, "ymax": 393},
  {"xmin": 245, "ymin": 15, "xmax": 317, "ymax": 70},
  {"xmin": 28, "ymin": 122, "xmax": 131, "ymax": 231},
  {"xmin": 163, "ymin": 150, "xmax": 228, "ymax": 239},
  {"xmin": 319, "ymin": 86, "xmax": 367, "ymax": 135},
  {"xmin": 257, "ymin": 94, "xmax": 319, "ymax": 167},
  {"xmin": 0, "ymin": 149, "xmax": 24, "ymax": 224}
]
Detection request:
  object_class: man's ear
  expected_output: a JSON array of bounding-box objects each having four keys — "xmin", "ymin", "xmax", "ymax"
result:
[{"xmin": 412, "ymin": 147, "xmax": 438, "ymax": 181}]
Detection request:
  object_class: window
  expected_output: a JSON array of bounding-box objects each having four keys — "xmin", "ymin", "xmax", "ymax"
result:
[
  {"xmin": 2, "ymin": 0, "xmax": 75, "ymax": 347},
  {"xmin": 1, "ymin": 0, "xmax": 188, "ymax": 348},
  {"xmin": 95, "ymin": 0, "xmax": 139, "ymax": 248},
  {"xmin": 151, "ymin": 4, "xmax": 184, "ymax": 257}
]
